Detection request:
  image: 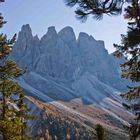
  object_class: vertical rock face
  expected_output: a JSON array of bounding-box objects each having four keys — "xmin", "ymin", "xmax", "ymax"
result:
[
  {"xmin": 10, "ymin": 24, "xmax": 130, "ymax": 103},
  {"xmin": 40, "ymin": 26, "xmax": 58, "ymax": 49},
  {"xmin": 77, "ymin": 32, "xmax": 123, "ymax": 88},
  {"xmin": 34, "ymin": 26, "xmax": 81, "ymax": 80},
  {"xmin": 11, "ymin": 24, "xmax": 40, "ymax": 70}
]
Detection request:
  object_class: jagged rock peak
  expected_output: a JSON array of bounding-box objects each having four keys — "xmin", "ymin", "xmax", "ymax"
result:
[
  {"xmin": 17, "ymin": 24, "xmax": 33, "ymax": 42},
  {"xmin": 20, "ymin": 24, "xmax": 32, "ymax": 36},
  {"xmin": 48, "ymin": 26, "xmax": 56, "ymax": 33},
  {"xmin": 58, "ymin": 26, "xmax": 75, "ymax": 38},
  {"xmin": 34, "ymin": 35, "xmax": 40, "ymax": 41},
  {"xmin": 46, "ymin": 26, "xmax": 57, "ymax": 36},
  {"xmin": 59, "ymin": 26, "xmax": 74, "ymax": 34},
  {"xmin": 78, "ymin": 32, "xmax": 90, "ymax": 39},
  {"xmin": 78, "ymin": 33, "xmax": 96, "ymax": 43},
  {"xmin": 40, "ymin": 26, "xmax": 57, "ymax": 44},
  {"xmin": 58, "ymin": 26, "xmax": 76, "ymax": 46}
]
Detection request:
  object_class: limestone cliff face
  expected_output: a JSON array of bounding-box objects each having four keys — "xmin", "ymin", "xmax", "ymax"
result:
[{"xmin": 10, "ymin": 24, "xmax": 130, "ymax": 104}]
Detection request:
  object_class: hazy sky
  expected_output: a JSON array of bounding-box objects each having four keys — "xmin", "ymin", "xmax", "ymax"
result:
[{"xmin": 1, "ymin": 0, "xmax": 127, "ymax": 53}]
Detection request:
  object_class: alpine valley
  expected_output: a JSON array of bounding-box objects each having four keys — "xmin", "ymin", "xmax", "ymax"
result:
[{"xmin": 10, "ymin": 24, "xmax": 134, "ymax": 140}]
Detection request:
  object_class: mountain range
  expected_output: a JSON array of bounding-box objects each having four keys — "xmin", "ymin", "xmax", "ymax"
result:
[{"xmin": 10, "ymin": 24, "xmax": 134, "ymax": 139}]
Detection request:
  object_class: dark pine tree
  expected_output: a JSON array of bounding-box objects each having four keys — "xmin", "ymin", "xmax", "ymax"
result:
[
  {"xmin": 64, "ymin": 0, "xmax": 123, "ymax": 21},
  {"xmin": 114, "ymin": 0, "xmax": 140, "ymax": 139},
  {"xmin": 95, "ymin": 124, "xmax": 107, "ymax": 140},
  {"xmin": 0, "ymin": 1, "xmax": 32, "ymax": 140}
]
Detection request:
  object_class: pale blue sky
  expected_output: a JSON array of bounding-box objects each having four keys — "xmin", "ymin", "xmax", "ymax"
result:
[{"xmin": 1, "ymin": 0, "xmax": 127, "ymax": 53}]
